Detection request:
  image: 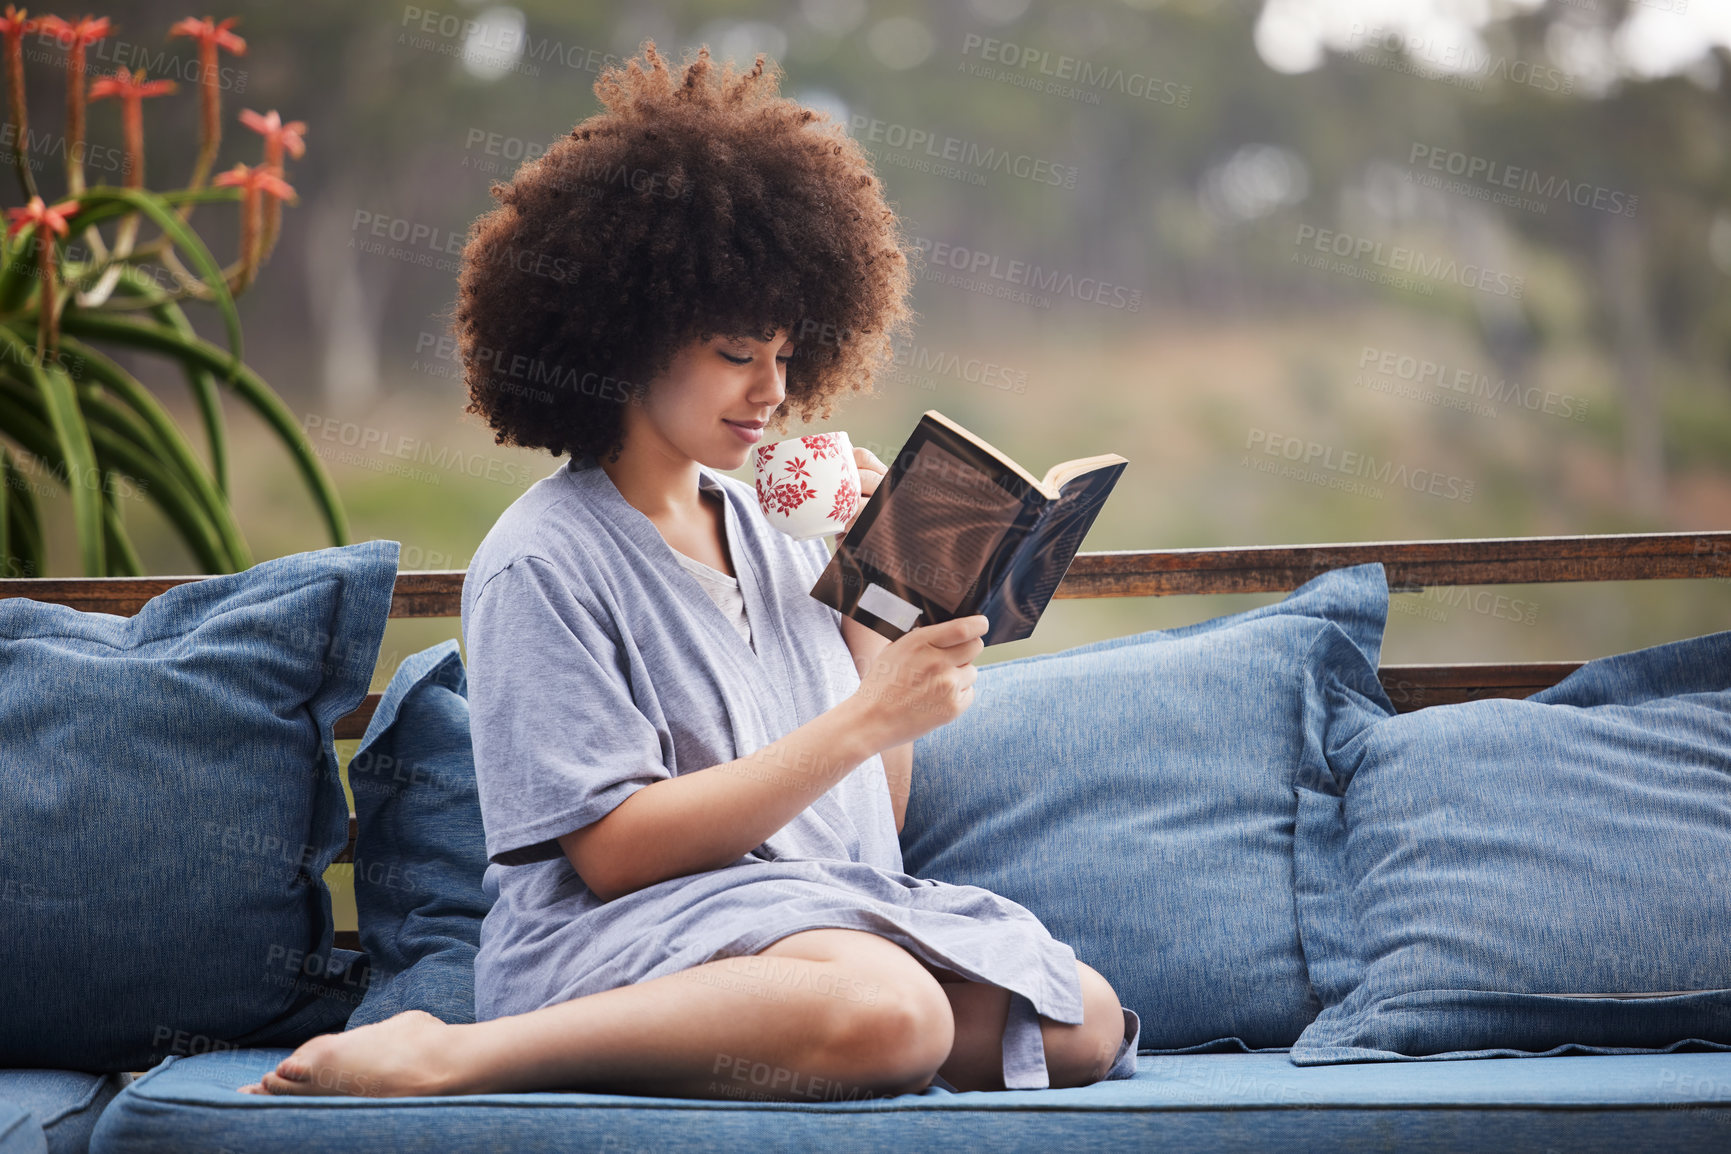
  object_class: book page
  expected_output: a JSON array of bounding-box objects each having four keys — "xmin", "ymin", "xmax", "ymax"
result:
[
  {"xmin": 923, "ymin": 410, "xmax": 1045, "ymax": 494},
  {"xmin": 855, "ymin": 438, "xmax": 1025, "ymax": 614},
  {"xmin": 1043, "ymin": 453, "xmax": 1129, "ymax": 491},
  {"xmin": 980, "ymin": 459, "xmax": 1126, "ymax": 645}
]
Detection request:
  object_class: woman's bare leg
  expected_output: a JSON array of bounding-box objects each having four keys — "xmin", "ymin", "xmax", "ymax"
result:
[
  {"xmin": 237, "ymin": 928, "xmax": 955, "ymax": 1100},
  {"xmin": 925, "ymin": 959, "xmax": 1127, "ymax": 1091}
]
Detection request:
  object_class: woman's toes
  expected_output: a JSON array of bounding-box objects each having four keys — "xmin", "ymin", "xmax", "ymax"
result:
[{"xmin": 259, "ymin": 1070, "xmax": 300, "ymax": 1095}]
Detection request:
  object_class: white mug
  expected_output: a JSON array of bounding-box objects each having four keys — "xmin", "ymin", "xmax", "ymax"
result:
[{"xmin": 753, "ymin": 431, "xmax": 860, "ymax": 539}]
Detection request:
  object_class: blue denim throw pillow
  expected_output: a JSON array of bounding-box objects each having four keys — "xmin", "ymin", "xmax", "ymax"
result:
[
  {"xmin": 0, "ymin": 540, "xmax": 395, "ymax": 1071},
  {"xmin": 345, "ymin": 639, "xmax": 492, "ymax": 1029},
  {"xmin": 902, "ymin": 564, "xmax": 1389, "ymax": 1052},
  {"xmin": 1291, "ymin": 629, "xmax": 1731, "ymax": 1064}
]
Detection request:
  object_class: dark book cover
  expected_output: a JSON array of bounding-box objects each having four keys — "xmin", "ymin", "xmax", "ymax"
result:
[{"xmin": 808, "ymin": 410, "xmax": 1127, "ymax": 646}]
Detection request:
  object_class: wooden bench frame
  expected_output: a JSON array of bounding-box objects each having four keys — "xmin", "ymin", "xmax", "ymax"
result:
[{"xmin": 7, "ymin": 529, "xmax": 1728, "ymax": 954}]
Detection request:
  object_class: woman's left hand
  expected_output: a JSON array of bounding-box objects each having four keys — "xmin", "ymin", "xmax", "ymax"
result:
[{"xmin": 836, "ymin": 447, "xmax": 886, "ymax": 540}]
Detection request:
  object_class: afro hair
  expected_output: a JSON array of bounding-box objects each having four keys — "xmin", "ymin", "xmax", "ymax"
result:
[{"xmin": 451, "ymin": 40, "xmax": 917, "ymax": 466}]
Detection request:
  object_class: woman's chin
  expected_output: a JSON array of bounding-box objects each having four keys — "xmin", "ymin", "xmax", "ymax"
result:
[{"xmin": 709, "ymin": 439, "xmax": 756, "ymax": 469}]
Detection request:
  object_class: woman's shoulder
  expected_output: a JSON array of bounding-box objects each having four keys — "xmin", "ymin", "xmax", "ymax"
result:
[{"xmin": 462, "ymin": 461, "xmax": 609, "ymax": 621}]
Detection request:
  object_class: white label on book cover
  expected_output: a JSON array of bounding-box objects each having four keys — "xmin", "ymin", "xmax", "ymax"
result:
[{"xmin": 859, "ymin": 583, "xmax": 923, "ymax": 630}]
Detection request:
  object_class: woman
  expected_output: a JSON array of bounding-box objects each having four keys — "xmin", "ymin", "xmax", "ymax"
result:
[{"xmin": 241, "ymin": 41, "xmax": 1139, "ymax": 1102}]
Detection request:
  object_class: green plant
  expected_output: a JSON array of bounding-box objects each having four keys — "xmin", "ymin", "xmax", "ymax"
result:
[{"xmin": 0, "ymin": 8, "xmax": 347, "ymax": 579}]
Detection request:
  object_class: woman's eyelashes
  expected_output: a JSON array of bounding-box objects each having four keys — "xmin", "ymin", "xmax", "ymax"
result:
[{"xmin": 719, "ymin": 349, "xmax": 796, "ymax": 366}]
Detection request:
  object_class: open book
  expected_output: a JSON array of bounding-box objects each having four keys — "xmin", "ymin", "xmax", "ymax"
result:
[{"xmin": 808, "ymin": 410, "xmax": 1127, "ymax": 646}]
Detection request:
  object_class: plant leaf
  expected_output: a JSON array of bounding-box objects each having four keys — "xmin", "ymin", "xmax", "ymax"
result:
[
  {"xmin": 0, "ymin": 445, "xmax": 44, "ymax": 579},
  {"xmin": 0, "ymin": 330, "xmax": 106, "ymax": 574},
  {"xmin": 56, "ymin": 187, "xmax": 238, "ymax": 235},
  {"xmin": 109, "ymin": 267, "xmax": 230, "ymax": 497},
  {"xmin": 78, "ymin": 395, "xmax": 229, "ymax": 572},
  {"xmin": 54, "ymin": 311, "xmax": 349, "ymax": 547},
  {"xmin": 57, "ymin": 330, "xmax": 250, "ymax": 568},
  {"xmin": 2, "ymin": 369, "xmax": 234, "ymax": 574},
  {"xmin": 70, "ymin": 187, "xmax": 244, "ymax": 373},
  {"xmin": 97, "ymin": 468, "xmax": 144, "ymax": 576},
  {"xmin": 0, "ymin": 230, "xmax": 40, "ymax": 315},
  {"xmin": 0, "ymin": 443, "xmax": 11, "ymax": 574},
  {"xmin": 0, "ymin": 389, "xmax": 57, "ymax": 576}
]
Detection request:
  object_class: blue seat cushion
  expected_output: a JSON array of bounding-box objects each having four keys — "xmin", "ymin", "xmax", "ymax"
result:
[
  {"xmin": 902, "ymin": 564, "xmax": 1388, "ymax": 1051},
  {"xmin": 0, "ymin": 1070, "xmax": 126, "ymax": 1154},
  {"xmin": 1293, "ymin": 629, "xmax": 1731, "ymax": 1063},
  {"xmin": 0, "ymin": 541, "xmax": 397, "ymax": 1071},
  {"xmin": 88, "ymin": 1048, "xmax": 1731, "ymax": 1153},
  {"xmin": 345, "ymin": 639, "xmax": 492, "ymax": 1028},
  {"xmin": 0, "ymin": 1101, "xmax": 41, "ymax": 1154}
]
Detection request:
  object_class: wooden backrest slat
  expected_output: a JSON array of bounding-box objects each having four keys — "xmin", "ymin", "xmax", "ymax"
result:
[
  {"xmin": 1057, "ymin": 530, "xmax": 1731, "ymax": 596},
  {"xmin": 335, "ymin": 698, "xmax": 377, "ymax": 742}
]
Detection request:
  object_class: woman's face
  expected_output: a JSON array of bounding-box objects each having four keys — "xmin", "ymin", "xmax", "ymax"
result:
[{"xmin": 629, "ymin": 327, "xmax": 796, "ymax": 470}]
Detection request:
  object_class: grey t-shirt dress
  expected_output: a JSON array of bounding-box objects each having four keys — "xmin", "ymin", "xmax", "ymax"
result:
[{"xmin": 459, "ymin": 455, "xmax": 1140, "ymax": 1090}]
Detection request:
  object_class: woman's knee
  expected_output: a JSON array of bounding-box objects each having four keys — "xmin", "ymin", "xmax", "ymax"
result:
[
  {"xmin": 1044, "ymin": 962, "xmax": 1125, "ymax": 1089},
  {"xmin": 760, "ymin": 930, "xmax": 954, "ymax": 1093},
  {"xmin": 829, "ymin": 959, "xmax": 954, "ymax": 1094}
]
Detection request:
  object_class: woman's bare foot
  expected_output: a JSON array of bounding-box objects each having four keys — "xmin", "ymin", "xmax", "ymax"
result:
[{"xmin": 236, "ymin": 1009, "xmax": 463, "ymax": 1098}]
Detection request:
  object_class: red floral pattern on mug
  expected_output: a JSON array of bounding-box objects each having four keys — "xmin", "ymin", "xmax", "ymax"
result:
[
  {"xmin": 782, "ymin": 455, "xmax": 811, "ymax": 482},
  {"xmin": 765, "ymin": 478, "xmax": 817, "ymax": 515},
  {"xmin": 805, "ymin": 433, "xmax": 840, "ymax": 460},
  {"xmin": 829, "ymin": 474, "xmax": 859, "ymax": 525}
]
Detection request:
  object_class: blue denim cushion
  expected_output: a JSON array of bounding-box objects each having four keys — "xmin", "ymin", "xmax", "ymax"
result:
[
  {"xmin": 1292, "ymin": 630, "xmax": 1731, "ymax": 1063},
  {"xmin": 344, "ymin": 640, "xmax": 491, "ymax": 1028},
  {"xmin": 902, "ymin": 564, "xmax": 1388, "ymax": 1051},
  {"xmin": 0, "ymin": 1070, "xmax": 126, "ymax": 1154},
  {"xmin": 0, "ymin": 541, "xmax": 396, "ymax": 1071},
  {"xmin": 84, "ymin": 1047, "xmax": 1731, "ymax": 1154},
  {"xmin": 0, "ymin": 1101, "xmax": 41, "ymax": 1154}
]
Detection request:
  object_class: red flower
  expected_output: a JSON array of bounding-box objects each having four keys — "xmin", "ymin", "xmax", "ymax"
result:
[
  {"xmin": 89, "ymin": 67, "xmax": 176, "ymax": 187},
  {"xmin": 88, "ymin": 66, "xmax": 177, "ymax": 102},
  {"xmin": 0, "ymin": 6, "xmax": 39, "ymax": 40},
  {"xmin": 167, "ymin": 14, "xmax": 244, "ymax": 56},
  {"xmin": 36, "ymin": 12, "xmax": 108, "ymax": 49},
  {"xmin": 6, "ymin": 194, "xmax": 78, "ymax": 356},
  {"xmin": 213, "ymin": 160, "xmax": 295, "ymax": 203},
  {"xmin": 170, "ymin": 17, "xmax": 247, "ymax": 186},
  {"xmin": 5, "ymin": 194, "xmax": 77, "ymax": 239},
  {"xmin": 238, "ymin": 108, "xmax": 306, "ymax": 169},
  {"xmin": 36, "ymin": 14, "xmax": 110, "ymax": 194},
  {"xmin": 782, "ymin": 455, "xmax": 811, "ymax": 481},
  {"xmin": 214, "ymin": 162, "xmax": 295, "ymax": 290},
  {"xmin": 0, "ymin": 8, "xmax": 43, "ymax": 199}
]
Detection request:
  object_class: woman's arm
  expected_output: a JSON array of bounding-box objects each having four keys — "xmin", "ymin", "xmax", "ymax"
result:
[
  {"xmin": 842, "ymin": 613, "xmax": 913, "ymax": 835},
  {"xmin": 561, "ymin": 610, "xmax": 981, "ymax": 903},
  {"xmin": 559, "ymin": 691, "xmax": 894, "ymax": 902}
]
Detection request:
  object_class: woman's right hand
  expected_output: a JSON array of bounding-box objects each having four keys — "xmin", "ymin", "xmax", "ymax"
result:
[{"xmin": 848, "ymin": 614, "xmax": 989, "ymax": 750}]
